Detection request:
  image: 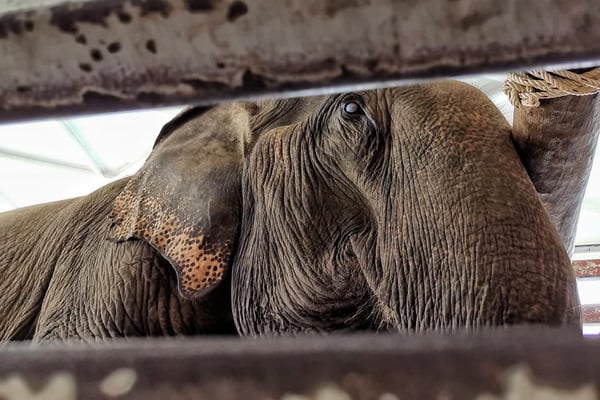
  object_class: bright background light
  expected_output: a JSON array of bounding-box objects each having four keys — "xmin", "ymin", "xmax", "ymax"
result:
[
  {"xmin": 0, "ymin": 107, "xmax": 182, "ymax": 212},
  {"xmin": 577, "ymin": 279, "xmax": 600, "ymax": 305}
]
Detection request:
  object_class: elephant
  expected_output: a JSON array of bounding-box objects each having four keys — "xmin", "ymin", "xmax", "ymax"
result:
[{"xmin": 0, "ymin": 80, "xmax": 581, "ymax": 341}]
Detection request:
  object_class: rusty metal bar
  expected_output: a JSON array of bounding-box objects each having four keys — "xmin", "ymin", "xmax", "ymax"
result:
[
  {"xmin": 583, "ymin": 304, "xmax": 600, "ymax": 324},
  {"xmin": 1, "ymin": 0, "xmax": 600, "ymax": 121},
  {"xmin": 0, "ymin": 328, "xmax": 596, "ymax": 399},
  {"xmin": 574, "ymin": 259, "xmax": 600, "ymax": 278}
]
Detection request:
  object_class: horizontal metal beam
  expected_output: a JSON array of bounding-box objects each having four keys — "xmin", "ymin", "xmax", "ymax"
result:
[
  {"xmin": 583, "ymin": 304, "xmax": 600, "ymax": 324},
  {"xmin": 574, "ymin": 259, "xmax": 600, "ymax": 278},
  {"xmin": 1, "ymin": 0, "xmax": 600, "ymax": 122},
  {"xmin": 0, "ymin": 328, "xmax": 595, "ymax": 399}
]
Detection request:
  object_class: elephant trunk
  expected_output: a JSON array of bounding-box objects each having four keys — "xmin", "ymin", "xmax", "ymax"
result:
[{"xmin": 361, "ymin": 118, "xmax": 580, "ymax": 331}]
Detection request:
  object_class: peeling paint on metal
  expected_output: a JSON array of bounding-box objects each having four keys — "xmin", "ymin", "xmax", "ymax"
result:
[
  {"xmin": 185, "ymin": 0, "xmax": 218, "ymax": 12},
  {"xmin": 1, "ymin": 0, "xmax": 600, "ymax": 121},
  {"xmin": 0, "ymin": 329, "xmax": 594, "ymax": 399},
  {"xmin": 130, "ymin": 0, "xmax": 173, "ymax": 17},
  {"xmin": 477, "ymin": 365, "xmax": 598, "ymax": 400},
  {"xmin": 98, "ymin": 368, "xmax": 138, "ymax": 397},
  {"xmin": 0, "ymin": 373, "xmax": 76, "ymax": 400}
]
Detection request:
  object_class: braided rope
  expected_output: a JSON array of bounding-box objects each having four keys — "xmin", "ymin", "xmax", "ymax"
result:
[{"xmin": 503, "ymin": 68, "xmax": 600, "ymax": 107}]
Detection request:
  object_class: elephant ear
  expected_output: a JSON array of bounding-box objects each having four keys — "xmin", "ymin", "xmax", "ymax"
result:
[{"xmin": 109, "ymin": 104, "xmax": 248, "ymax": 299}]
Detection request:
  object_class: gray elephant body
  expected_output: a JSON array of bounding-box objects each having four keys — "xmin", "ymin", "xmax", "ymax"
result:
[
  {"xmin": 0, "ymin": 180, "xmax": 235, "ymax": 340},
  {"xmin": 0, "ymin": 81, "xmax": 580, "ymax": 341}
]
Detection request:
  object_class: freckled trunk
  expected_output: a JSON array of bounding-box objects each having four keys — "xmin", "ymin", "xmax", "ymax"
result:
[
  {"xmin": 363, "ymin": 126, "xmax": 580, "ymax": 331},
  {"xmin": 512, "ymin": 94, "xmax": 600, "ymax": 257}
]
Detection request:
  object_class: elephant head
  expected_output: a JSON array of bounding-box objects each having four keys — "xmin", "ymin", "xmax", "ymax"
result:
[{"xmin": 110, "ymin": 81, "xmax": 580, "ymax": 336}]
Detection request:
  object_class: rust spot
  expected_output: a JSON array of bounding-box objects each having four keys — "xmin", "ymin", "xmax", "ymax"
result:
[
  {"xmin": 91, "ymin": 49, "xmax": 103, "ymax": 61},
  {"xmin": 24, "ymin": 21, "xmax": 34, "ymax": 32},
  {"xmin": 16, "ymin": 86, "xmax": 30, "ymax": 93},
  {"xmin": 146, "ymin": 39, "xmax": 157, "ymax": 54},
  {"xmin": 79, "ymin": 63, "xmax": 92, "ymax": 72},
  {"xmin": 75, "ymin": 34, "xmax": 87, "ymax": 44},
  {"xmin": 0, "ymin": 15, "xmax": 25, "ymax": 38},
  {"xmin": 118, "ymin": 12, "xmax": 132, "ymax": 23},
  {"xmin": 322, "ymin": 0, "xmax": 361, "ymax": 18},
  {"xmin": 185, "ymin": 0, "xmax": 217, "ymax": 12},
  {"xmin": 227, "ymin": 1, "xmax": 248, "ymax": 22},
  {"xmin": 49, "ymin": 2, "xmax": 114, "ymax": 33},
  {"xmin": 107, "ymin": 42, "xmax": 122, "ymax": 53},
  {"xmin": 459, "ymin": 10, "xmax": 498, "ymax": 31},
  {"xmin": 131, "ymin": 0, "xmax": 173, "ymax": 17},
  {"xmin": 181, "ymin": 68, "xmax": 268, "ymax": 93},
  {"xmin": 216, "ymin": 62, "xmax": 226, "ymax": 69}
]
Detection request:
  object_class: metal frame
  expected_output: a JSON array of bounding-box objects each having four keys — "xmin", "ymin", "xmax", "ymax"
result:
[
  {"xmin": 0, "ymin": 328, "xmax": 596, "ymax": 400},
  {"xmin": 1, "ymin": 0, "xmax": 600, "ymax": 121}
]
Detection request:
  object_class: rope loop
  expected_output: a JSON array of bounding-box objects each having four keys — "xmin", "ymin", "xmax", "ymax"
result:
[{"xmin": 503, "ymin": 68, "xmax": 600, "ymax": 108}]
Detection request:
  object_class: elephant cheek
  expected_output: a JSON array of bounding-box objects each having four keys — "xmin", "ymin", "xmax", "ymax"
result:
[{"xmin": 351, "ymin": 235, "xmax": 395, "ymax": 308}]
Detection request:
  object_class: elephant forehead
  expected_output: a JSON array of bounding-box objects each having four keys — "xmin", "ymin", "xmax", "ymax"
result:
[{"xmin": 385, "ymin": 81, "xmax": 509, "ymax": 136}]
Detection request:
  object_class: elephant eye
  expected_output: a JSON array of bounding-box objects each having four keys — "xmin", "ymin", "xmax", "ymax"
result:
[{"xmin": 342, "ymin": 100, "xmax": 364, "ymax": 117}]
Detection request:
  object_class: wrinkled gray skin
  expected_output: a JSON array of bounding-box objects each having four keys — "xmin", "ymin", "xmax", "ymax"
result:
[
  {"xmin": 0, "ymin": 81, "xmax": 581, "ymax": 341},
  {"xmin": 513, "ymin": 94, "xmax": 600, "ymax": 257}
]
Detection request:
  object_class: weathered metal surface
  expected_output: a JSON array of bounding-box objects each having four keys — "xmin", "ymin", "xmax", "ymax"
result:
[
  {"xmin": 0, "ymin": 328, "xmax": 595, "ymax": 399},
  {"xmin": 574, "ymin": 259, "xmax": 600, "ymax": 278},
  {"xmin": 1, "ymin": 0, "xmax": 600, "ymax": 121},
  {"xmin": 583, "ymin": 304, "xmax": 600, "ymax": 324}
]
